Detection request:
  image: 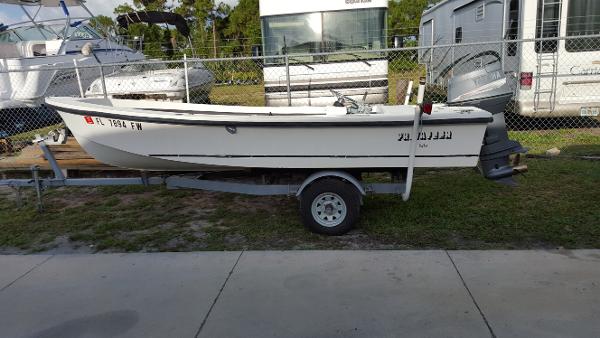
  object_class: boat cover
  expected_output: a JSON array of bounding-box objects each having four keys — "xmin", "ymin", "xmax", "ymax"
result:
[{"xmin": 117, "ymin": 11, "xmax": 190, "ymax": 37}]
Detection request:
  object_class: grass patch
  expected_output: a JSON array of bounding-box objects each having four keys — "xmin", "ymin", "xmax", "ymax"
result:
[
  {"xmin": 1, "ymin": 158, "xmax": 598, "ymax": 253},
  {"xmin": 210, "ymin": 83, "xmax": 265, "ymax": 106},
  {"xmin": 510, "ymin": 129, "xmax": 600, "ymax": 155},
  {"xmin": 360, "ymin": 158, "xmax": 600, "ymax": 249}
]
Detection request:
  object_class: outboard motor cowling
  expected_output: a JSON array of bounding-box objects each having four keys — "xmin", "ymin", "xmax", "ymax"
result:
[{"xmin": 447, "ymin": 63, "xmax": 527, "ymax": 185}]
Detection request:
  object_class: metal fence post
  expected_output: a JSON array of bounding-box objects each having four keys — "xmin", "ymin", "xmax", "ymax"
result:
[
  {"xmin": 98, "ymin": 64, "xmax": 108, "ymax": 99},
  {"xmin": 183, "ymin": 54, "xmax": 190, "ymax": 103},
  {"xmin": 285, "ymin": 55, "xmax": 292, "ymax": 106},
  {"xmin": 31, "ymin": 165, "xmax": 43, "ymax": 212},
  {"xmin": 73, "ymin": 59, "xmax": 85, "ymax": 98}
]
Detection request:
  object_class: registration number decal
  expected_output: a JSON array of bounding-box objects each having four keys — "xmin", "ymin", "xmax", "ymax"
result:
[{"xmin": 84, "ymin": 116, "xmax": 143, "ymax": 131}]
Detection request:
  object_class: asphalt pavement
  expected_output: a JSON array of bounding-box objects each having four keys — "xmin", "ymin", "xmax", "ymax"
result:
[{"xmin": 1, "ymin": 250, "xmax": 599, "ymax": 338}]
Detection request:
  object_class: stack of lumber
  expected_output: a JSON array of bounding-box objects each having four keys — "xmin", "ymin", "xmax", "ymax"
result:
[{"xmin": 0, "ymin": 139, "xmax": 114, "ymax": 171}]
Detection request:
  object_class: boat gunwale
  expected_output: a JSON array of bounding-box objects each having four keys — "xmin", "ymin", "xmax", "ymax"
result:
[
  {"xmin": 52, "ymin": 105, "xmax": 493, "ymax": 127},
  {"xmin": 46, "ymin": 97, "xmax": 493, "ymax": 127}
]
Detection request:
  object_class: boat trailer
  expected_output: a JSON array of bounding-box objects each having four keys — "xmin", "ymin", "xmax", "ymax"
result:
[{"xmin": 0, "ymin": 136, "xmax": 412, "ymax": 235}]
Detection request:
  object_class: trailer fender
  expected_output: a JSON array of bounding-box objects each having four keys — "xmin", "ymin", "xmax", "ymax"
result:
[{"xmin": 296, "ymin": 171, "xmax": 366, "ymax": 198}]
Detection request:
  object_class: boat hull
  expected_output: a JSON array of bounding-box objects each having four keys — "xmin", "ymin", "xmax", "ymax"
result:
[{"xmin": 52, "ymin": 100, "xmax": 491, "ymax": 171}]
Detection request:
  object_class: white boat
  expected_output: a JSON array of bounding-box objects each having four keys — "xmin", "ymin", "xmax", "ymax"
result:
[
  {"xmin": 39, "ymin": 89, "xmax": 527, "ymax": 236},
  {"xmin": 36, "ymin": 76, "xmax": 529, "ymax": 236},
  {"xmin": 85, "ymin": 11, "xmax": 215, "ymax": 103},
  {"xmin": 85, "ymin": 62, "xmax": 214, "ymax": 103},
  {"xmin": 0, "ymin": 0, "xmax": 145, "ymax": 108},
  {"xmin": 2, "ymin": 93, "xmax": 527, "ymax": 235},
  {"xmin": 46, "ymin": 96, "xmax": 498, "ymax": 172}
]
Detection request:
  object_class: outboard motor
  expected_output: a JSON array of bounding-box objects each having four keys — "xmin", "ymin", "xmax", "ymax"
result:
[{"xmin": 447, "ymin": 63, "xmax": 527, "ymax": 185}]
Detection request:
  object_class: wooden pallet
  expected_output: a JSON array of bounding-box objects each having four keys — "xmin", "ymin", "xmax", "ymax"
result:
[{"xmin": 0, "ymin": 139, "xmax": 115, "ymax": 171}]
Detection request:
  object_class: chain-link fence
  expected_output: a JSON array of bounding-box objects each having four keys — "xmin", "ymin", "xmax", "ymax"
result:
[{"xmin": 1, "ymin": 36, "xmax": 599, "ymax": 155}]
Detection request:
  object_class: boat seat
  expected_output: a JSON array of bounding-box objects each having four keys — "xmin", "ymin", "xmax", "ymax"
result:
[{"xmin": 0, "ymin": 44, "xmax": 21, "ymax": 59}]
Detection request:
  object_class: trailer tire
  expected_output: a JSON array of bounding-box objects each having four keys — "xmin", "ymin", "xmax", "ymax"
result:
[{"xmin": 299, "ymin": 178, "xmax": 360, "ymax": 236}]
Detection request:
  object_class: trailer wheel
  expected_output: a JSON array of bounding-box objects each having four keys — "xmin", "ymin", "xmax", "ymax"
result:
[{"xmin": 300, "ymin": 178, "xmax": 360, "ymax": 236}]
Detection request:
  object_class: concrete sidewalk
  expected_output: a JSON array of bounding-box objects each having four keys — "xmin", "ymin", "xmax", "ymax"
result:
[{"xmin": 0, "ymin": 251, "xmax": 598, "ymax": 338}]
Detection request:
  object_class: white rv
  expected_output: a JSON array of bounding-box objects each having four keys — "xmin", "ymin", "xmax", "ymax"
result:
[
  {"xmin": 419, "ymin": 0, "xmax": 600, "ymax": 118},
  {"xmin": 259, "ymin": 0, "xmax": 389, "ymax": 107}
]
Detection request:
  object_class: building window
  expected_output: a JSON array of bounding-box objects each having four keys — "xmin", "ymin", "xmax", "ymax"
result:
[
  {"xmin": 506, "ymin": 0, "xmax": 519, "ymax": 56},
  {"xmin": 566, "ymin": 0, "xmax": 600, "ymax": 52},
  {"xmin": 455, "ymin": 27, "xmax": 463, "ymax": 43}
]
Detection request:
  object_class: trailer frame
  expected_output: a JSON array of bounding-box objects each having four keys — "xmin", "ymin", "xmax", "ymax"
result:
[{"xmin": 0, "ymin": 135, "xmax": 415, "ymax": 234}]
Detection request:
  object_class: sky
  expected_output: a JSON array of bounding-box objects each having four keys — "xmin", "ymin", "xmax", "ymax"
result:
[{"xmin": 0, "ymin": 0, "xmax": 240, "ymax": 25}]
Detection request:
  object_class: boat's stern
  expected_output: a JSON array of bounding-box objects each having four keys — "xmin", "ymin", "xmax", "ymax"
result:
[
  {"xmin": 445, "ymin": 101, "xmax": 528, "ymax": 185},
  {"xmin": 446, "ymin": 66, "xmax": 528, "ymax": 184}
]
